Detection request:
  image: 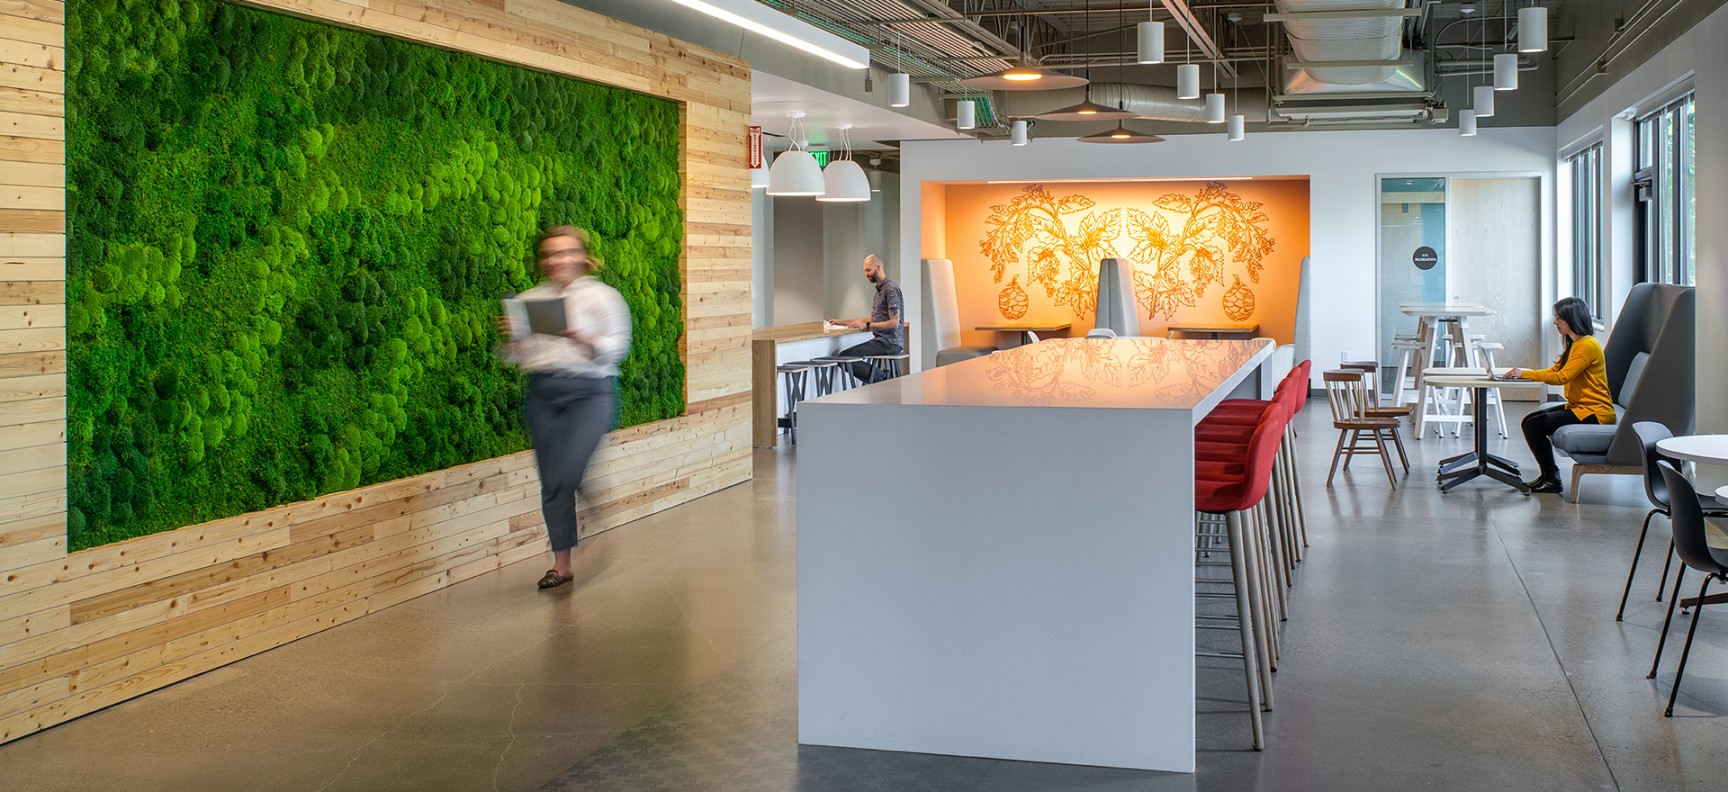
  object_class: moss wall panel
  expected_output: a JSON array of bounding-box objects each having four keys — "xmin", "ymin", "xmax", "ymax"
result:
[{"xmin": 0, "ymin": 0, "xmax": 751, "ymax": 744}]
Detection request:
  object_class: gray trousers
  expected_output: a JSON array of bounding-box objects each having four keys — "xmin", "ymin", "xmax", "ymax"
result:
[{"xmin": 526, "ymin": 374, "xmax": 616, "ymax": 552}]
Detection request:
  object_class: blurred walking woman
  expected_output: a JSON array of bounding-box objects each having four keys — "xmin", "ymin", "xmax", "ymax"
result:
[
  {"xmin": 1507, "ymin": 297, "xmax": 1614, "ymax": 495},
  {"xmin": 501, "ymin": 226, "xmax": 632, "ymax": 588}
]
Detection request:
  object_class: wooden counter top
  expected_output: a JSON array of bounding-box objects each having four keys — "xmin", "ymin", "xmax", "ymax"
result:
[{"xmin": 751, "ymin": 322, "xmax": 867, "ymax": 344}]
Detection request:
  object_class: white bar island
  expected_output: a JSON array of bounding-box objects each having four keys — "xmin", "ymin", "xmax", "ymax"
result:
[{"xmin": 796, "ymin": 337, "xmax": 1273, "ymax": 773}]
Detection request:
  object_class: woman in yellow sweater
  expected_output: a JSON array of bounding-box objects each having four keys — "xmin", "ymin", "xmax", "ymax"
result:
[{"xmin": 1507, "ymin": 297, "xmax": 1616, "ymax": 494}]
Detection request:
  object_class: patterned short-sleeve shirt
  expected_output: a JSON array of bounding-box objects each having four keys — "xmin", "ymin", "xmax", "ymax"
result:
[{"xmin": 871, "ymin": 278, "xmax": 905, "ymax": 349}]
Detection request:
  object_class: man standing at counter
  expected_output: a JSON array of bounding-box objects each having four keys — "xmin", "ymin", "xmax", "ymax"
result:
[{"xmin": 831, "ymin": 255, "xmax": 904, "ymax": 384}]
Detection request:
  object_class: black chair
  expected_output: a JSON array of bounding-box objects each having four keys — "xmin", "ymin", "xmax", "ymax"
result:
[
  {"xmin": 1648, "ymin": 465, "xmax": 1728, "ymax": 716},
  {"xmin": 1617, "ymin": 422, "xmax": 1728, "ymax": 620}
]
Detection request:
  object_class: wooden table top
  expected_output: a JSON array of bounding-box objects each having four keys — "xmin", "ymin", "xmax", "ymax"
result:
[
  {"xmin": 750, "ymin": 322, "xmax": 872, "ymax": 344},
  {"xmin": 1165, "ymin": 323, "xmax": 1259, "ymax": 335},
  {"xmin": 975, "ymin": 323, "xmax": 1072, "ymax": 333}
]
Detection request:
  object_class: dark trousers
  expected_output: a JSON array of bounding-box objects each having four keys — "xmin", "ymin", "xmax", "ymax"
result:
[
  {"xmin": 527, "ymin": 374, "xmax": 616, "ymax": 552},
  {"xmin": 1521, "ymin": 403, "xmax": 1600, "ymax": 478},
  {"xmin": 839, "ymin": 338, "xmax": 904, "ymax": 384}
]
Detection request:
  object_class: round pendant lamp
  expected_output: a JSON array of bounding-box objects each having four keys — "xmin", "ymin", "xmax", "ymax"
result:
[
  {"xmin": 1518, "ymin": 5, "xmax": 1548, "ymax": 52},
  {"xmin": 1079, "ymin": 122, "xmax": 1164, "ymax": 144},
  {"xmin": 1137, "ymin": 21, "xmax": 1165, "ymax": 64},
  {"xmin": 1227, "ymin": 114, "xmax": 1245, "ymax": 141},
  {"xmin": 1204, "ymin": 93, "xmax": 1226, "ymax": 123},
  {"xmin": 1459, "ymin": 109, "xmax": 1477, "ymax": 136},
  {"xmin": 1473, "ymin": 85, "xmax": 1495, "ymax": 118},
  {"xmin": 766, "ymin": 112, "xmax": 825, "ymax": 196},
  {"xmin": 818, "ymin": 124, "xmax": 870, "ymax": 202},
  {"xmin": 1011, "ymin": 119, "xmax": 1029, "ymax": 146},
  {"xmin": 888, "ymin": 72, "xmax": 910, "ymax": 108},
  {"xmin": 956, "ymin": 99, "xmax": 977, "ymax": 130},
  {"xmin": 1176, "ymin": 64, "xmax": 1200, "ymax": 100},
  {"xmin": 1493, "ymin": 53, "xmax": 1518, "ymax": 91}
]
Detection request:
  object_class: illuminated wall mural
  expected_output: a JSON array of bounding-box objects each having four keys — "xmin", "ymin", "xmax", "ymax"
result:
[{"xmin": 944, "ymin": 180, "xmax": 1310, "ymax": 345}]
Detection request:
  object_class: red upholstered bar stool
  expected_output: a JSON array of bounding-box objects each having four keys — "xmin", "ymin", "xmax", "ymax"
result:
[
  {"xmin": 1198, "ymin": 378, "xmax": 1300, "ymax": 603},
  {"xmin": 1193, "ymin": 403, "xmax": 1289, "ymax": 751},
  {"xmin": 1201, "ymin": 363, "xmax": 1311, "ymax": 572}
]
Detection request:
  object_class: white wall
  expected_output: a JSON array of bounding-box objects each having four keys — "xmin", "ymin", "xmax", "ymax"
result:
[
  {"xmin": 898, "ymin": 127, "xmax": 1557, "ymax": 377},
  {"xmin": 758, "ymin": 176, "xmax": 901, "ymax": 328},
  {"xmin": 1556, "ymin": 2, "xmax": 1728, "ymax": 434}
]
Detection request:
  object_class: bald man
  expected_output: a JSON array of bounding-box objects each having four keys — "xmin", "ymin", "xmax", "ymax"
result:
[{"xmin": 829, "ymin": 254, "xmax": 904, "ymax": 384}]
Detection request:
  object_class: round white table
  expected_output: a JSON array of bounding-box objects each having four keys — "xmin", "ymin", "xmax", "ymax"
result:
[{"xmin": 1656, "ymin": 435, "xmax": 1728, "ymax": 466}]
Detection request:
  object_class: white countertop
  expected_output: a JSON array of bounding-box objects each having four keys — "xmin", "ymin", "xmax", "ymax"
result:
[{"xmin": 810, "ymin": 337, "xmax": 1273, "ymax": 411}]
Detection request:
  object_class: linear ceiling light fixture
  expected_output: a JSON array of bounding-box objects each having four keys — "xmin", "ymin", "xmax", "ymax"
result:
[{"xmin": 666, "ymin": 0, "xmax": 868, "ymax": 69}]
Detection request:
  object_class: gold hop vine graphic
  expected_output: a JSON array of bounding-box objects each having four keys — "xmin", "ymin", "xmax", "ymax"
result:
[{"xmin": 979, "ymin": 182, "xmax": 1276, "ymax": 322}]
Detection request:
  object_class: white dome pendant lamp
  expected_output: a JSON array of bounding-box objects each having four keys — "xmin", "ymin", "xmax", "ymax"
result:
[
  {"xmin": 818, "ymin": 124, "xmax": 870, "ymax": 203},
  {"xmin": 767, "ymin": 112, "xmax": 825, "ymax": 196}
]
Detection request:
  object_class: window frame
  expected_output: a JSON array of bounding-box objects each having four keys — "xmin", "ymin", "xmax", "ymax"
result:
[
  {"xmin": 1567, "ymin": 142, "xmax": 1605, "ymax": 321},
  {"xmin": 1634, "ymin": 93, "xmax": 1696, "ymax": 285}
]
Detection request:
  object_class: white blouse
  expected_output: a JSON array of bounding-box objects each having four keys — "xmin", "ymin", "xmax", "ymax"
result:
[{"xmin": 506, "ymin": 276, "xmax": 632, "ymax": 378}]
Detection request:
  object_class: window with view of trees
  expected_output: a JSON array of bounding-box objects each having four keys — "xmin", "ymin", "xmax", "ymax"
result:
[
  {"xmin": 1634, "ymin": 94, "xmax": 1695, "ymax": 285},
  {"xmin": 1568, "ymin": 143, "xmax": 1604, "ymax": 319}
]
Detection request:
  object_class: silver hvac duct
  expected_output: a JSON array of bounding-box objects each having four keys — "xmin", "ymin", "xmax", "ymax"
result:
[{"xmin": 1277, "ymin": 0, "xmax": 1410, "ymax": 92}]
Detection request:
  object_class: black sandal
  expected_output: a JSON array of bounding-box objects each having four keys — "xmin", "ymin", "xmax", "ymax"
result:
[{"xmin": 536, "ymin": 569, "xmax": 574, "ymax": 590}]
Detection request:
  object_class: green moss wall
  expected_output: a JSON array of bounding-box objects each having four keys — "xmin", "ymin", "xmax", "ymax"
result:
[{"xmin": 64, "ymin": 0, "xmax": 685, "ymax": 550}]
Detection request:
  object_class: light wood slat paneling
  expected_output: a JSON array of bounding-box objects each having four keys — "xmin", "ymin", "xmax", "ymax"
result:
[
  {"xmin": 0, "ymin": 280, "xmax": 60, "ymax": 304},
  {"xmin": 0, "ymin": 39, "xmax": 60, "ymax": 70},
  {"xmin": 0, "ymin": 257, "xmax": 62, "ymax": 280},
  {"xmin": 0, "ymin": 87, "xmax": 60, "ymax": 118},
  {"xmin": 0, "ymin": 326, "xmax": 63, "ymax": 353},
  {"xmin": 0, "ymin": 0, "xmax": 752, "ymax": 745},
  {"xmin": 0, "ymin": 111, "xmax": 61, "ymax": 140},
  {"xmin": 0, "ymin": 2, "xmax": 64, "ymax": 25},
  {"xmin": 0, "ymin": 233, "xmax": 62, "ymax": 257},
  {"xmin": 0, "ymin": 209, "xmax": 61, "ymax": 232},
  {"xmin": 0, "ymin": 350, "xmax": 63, "ymax": 377},
  {"xmin": 0, "ymin": 134, "xmax": 61, "ymax": 163},
  {"xmin": 0, "ymin": 436, "xmax": 61, "ymax": 472},
  {"xmin": 0, "ymin": 303, "xmax": 62, "ymax": 330},
  {"xmin": 0, "ymin": 63, "xmax": 62, "ymax": 94},
  {"xmin": 0, "ymin": 14, "xmax": 60, "ymax": 47},
  {"xmin": 0, "ymin": 161, "xmax": 61, "ymax": 187}
]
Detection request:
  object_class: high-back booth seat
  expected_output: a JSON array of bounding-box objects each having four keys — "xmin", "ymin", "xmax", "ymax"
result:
[
  {"xmin": 1551, "ymin": 283, "xmax": 1695, "ymax": 502},
  {"xmin": 921, "ymin": 258, "xmax": 997, "ymax": 368}
]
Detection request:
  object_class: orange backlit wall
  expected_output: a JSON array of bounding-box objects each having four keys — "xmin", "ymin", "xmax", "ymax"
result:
[{"xmin": 937, "ymin": 180, "xmax": 1310, "ymax": 346}]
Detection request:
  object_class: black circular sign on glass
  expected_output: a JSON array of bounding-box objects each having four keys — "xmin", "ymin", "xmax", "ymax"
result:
[{"xmin": 1412, "ymin": 246, "xmax": 1439, "ymax": 270}]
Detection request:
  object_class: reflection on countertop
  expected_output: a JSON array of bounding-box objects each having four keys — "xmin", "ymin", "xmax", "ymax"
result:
[{"xmin": 812, "ymin": 337, "xmax": 1272, "ymax": 411}]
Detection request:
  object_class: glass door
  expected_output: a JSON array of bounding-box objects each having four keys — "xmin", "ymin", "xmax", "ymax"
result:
[{"xmin": 1377, "ymin": 177, "xmax": 1448, "ymax": 393}]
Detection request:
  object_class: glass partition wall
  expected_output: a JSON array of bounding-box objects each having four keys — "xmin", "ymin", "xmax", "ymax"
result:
[{"xmin": 1376, "ymin": 177, "xmax": 1448, "ymax": 395}]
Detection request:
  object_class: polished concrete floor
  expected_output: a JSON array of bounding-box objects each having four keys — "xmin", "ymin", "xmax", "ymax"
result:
[{"xmin": 4, "ymin": 402, "xmax": 1728, "ymax": 791}]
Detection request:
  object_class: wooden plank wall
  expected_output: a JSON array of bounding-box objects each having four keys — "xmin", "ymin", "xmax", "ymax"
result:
[{"xmin": 0, "ymin": 0, "xmax": 753, "ymax": 742}]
